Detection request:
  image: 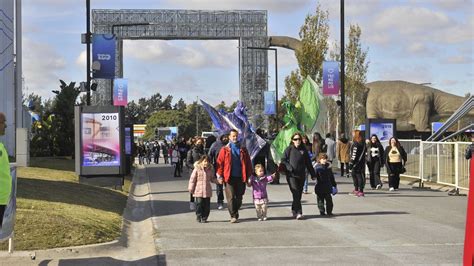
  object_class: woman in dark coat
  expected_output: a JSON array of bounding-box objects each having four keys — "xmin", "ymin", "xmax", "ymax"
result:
[
  {"xmin": 281, "ymin": 132, "xmax": 316, "ymax": 220},
  {"xmin": 384, "ymin": 137, "xmax": 407, "ymax": 191},
  {"xmin": 366, "ymin": 134, "xmax": 384, "ymax": 190},
  {"xmin": 349, "ymin": 130, "xmax": 366, "ymax": 197}
]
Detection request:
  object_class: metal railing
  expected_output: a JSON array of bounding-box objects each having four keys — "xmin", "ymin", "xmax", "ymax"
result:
[{"xmin": 376, "ymin": 140, "xmax": 471, "ymax": 191}]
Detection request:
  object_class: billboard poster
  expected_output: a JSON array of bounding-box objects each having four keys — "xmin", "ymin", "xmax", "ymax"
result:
[
  {"xmin": 370, "ymin": 122, "xmax": 394, "ymax": 141},
  {"xmin": 322, "ymin": 61, "xmax": 340, "ymax": 95},
  {"xmin": 82, "ymin": 113, "xmax": 121, "ymax": 166},
  {"xmin": 92, "ymin": 34, "xmax": 116, "ymax": 79},
  {"xmin": 432, "ymin": 122, "xmax": 444, "ymax": 134},
  {"xmin": 113, "ymin": 78, "xmax": 128, "ymax": 106},
  {"xmin": 125, "ymin": 127, "xmax": 132, "ymax": 155},
  {"xmin": 263, "ymin": 91, "xmax": 276, "ymax": 115}
]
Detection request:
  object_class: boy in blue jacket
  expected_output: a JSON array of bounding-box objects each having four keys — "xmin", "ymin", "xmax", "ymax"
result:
[{"xmin": 312, "ymin": 153, "xmax": 337, "ymax": 216}]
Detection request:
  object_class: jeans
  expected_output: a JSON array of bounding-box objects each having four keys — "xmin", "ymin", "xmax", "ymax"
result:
[
  {"xmin": 174, "ymin": 162, "xmax": 181, "ymax": 177},
  {"xmin": 316, "ymin": 193, "xmax": 333, "ymax": 214},
  {"xmin": 0, "ymin": 205, "xmax": 5, "ymax": 228},
  {"xmin": 195, "ymin": 197, "xmax": 211, "ymax": 220},
  {"xmin": 216, "ymin": 183, "xmax": 224, "ymax": 204},
  {"xmin": 287, "ymin": 176, "xmax": 305, "ymax": 215},
  {"xmin": 351, "ymin": 169, "xmax": 365, "ymax": 192},
  {"xmin": 303, "ymin": 170, "xmax": 309, "ymax": 192},
  {"xmin": 224, "ymin": 178, "xmax": 246, "ymax": 218},
  {"xmin": 368, "ymin": 159, "xmax": 382, "ymax": 188},
  {"xmin": 388, "ymin": 162, "xmax": 402, "ymax": 189}
]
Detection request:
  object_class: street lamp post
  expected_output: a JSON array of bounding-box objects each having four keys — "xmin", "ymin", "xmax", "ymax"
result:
[
  {"xmin": 243, "ymin": 46, "xmax": 279, "ymax": 130},
  {"xmin": 86, "ymin": 0, "xmax": 91, "ymax": 105},
  {"xmin": 340, "ymin": 0, "xmax": 346, "ymax": 135}
]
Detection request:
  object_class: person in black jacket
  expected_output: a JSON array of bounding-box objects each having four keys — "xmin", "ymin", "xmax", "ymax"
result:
[
  {"xmin": 366, "ymin": 134, "xmax": 384, "ymax": 190},
  {"xmin": 281, "ymin": 132, "xmax": 316, "ymax": 220},
  {"xmin": 208, "ymin": 133, "xmax": 229, "ymax": 210},
  {"xmin": 186, "ymin": 137, "xmax": 206, "ymax": 210},
  {"xmin": 312, "ymin": 153, "xmax": 337, "ymax": 216},
  {"xmin": 384, "ymin": 137, "xmax": 407, "ymax": 191},
  {"xmin": 349, "ymin": 130, "xmax": 366, "ymax": 197}
]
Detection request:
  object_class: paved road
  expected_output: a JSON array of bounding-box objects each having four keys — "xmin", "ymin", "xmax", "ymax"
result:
[{"xmin": 146, "ymin": 163, "xmax": 466, "ymax": 265}]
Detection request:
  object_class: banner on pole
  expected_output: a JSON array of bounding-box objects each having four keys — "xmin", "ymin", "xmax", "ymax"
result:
[
  {"xmin": 322, "ymin": 61, "xmax": 340, "ymax": 95},
  {"xmin": 113, "ymin": 78, "xmax": 128, "ymax": 106},
  {"xmin": 92, "ymin": 34, "xmax": 116, "ymax": 79},
  {"xmin": 263, "ymin": 91, "xmax": 276, "ymax": 115}
]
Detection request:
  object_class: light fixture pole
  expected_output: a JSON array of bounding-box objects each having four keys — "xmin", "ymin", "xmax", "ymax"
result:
[
  {"xmin": 86, "ymin": 0, "xmax": 91, "ymax": 105},
  {"xmin": 340, "ymin": 0, "xmax": 346, "ymax": 135}
]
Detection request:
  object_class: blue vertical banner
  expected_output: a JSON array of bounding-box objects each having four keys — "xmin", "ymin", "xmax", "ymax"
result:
[
  {"xmin": 322, "ymin": 61, "xmax": 340, "ymax": 95},
  {"xmin": 264, "ymin": 91, "xmax": 276, "ymax": 115},
  {"xmin": 113, "ymin": 78, "xmax": 128, "ymax": 106},
  {"xmin": 92, "ymin": 34, "xmax": 116, "ymax": 79}
]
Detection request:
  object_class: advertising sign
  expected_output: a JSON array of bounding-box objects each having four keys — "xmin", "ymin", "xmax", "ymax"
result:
[
  {"xmin": 322, "ymin": 61, "xmax": 340, "ymax": 95},
  {"xmin": 432, "ymin": 122, "xmax": 444, "ymax": 134},
  {"xmin": 0, "ymin": 165, "xmax": 16, "ymax": 241},
  {"xmin": 366, "ymin": 119, "xmax": 396, "ymax": 141},
  {"xmin": 82, "ymin": 113, "xmax": 121, "ymax": 167},
  {"xmin": 263, "ymin": 91, "xmax": 276, "ymax": 115},
  {"xmin": 113, "ymin": 78, "xmax": 128, "ymax": 106},
  {"xmin": 92, "ymin": 34, "xmax": 116, "ymax": 79},
  {"xmin": 125, "ymin": 127, "xmax": 132, "ymax": 155}
]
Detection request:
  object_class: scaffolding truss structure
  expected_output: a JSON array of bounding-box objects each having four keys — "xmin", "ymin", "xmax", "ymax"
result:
[{"xmin": 91, "ymin": 9, "xmax": 269, "ymax": 121}]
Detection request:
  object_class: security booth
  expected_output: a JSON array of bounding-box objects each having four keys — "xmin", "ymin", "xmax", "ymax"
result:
[{"xmin": 75, "ymin": 105, "xmax": 125, "ymax": 188}]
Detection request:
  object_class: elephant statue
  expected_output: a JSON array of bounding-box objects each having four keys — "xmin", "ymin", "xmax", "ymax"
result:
[{"xmin": 366, "ymin": 80, "xmax": 472, "ymax": 132}]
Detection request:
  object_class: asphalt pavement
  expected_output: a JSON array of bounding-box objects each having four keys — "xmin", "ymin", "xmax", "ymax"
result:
[{"xmin": 147, "ymin": 163, "xmax": 467, "ymax": 265}]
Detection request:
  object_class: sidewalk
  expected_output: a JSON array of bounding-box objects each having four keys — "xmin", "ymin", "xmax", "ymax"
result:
[{"xmin": 0, "ymin": 165, "xmax": 159, "ymax": 266}]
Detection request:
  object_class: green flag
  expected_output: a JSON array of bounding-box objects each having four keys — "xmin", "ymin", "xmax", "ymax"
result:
[{"xmin": 299, "ymin": 76, "xmax": 321, "ymax": 133}]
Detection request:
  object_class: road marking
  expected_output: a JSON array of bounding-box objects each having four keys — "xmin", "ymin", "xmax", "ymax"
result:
[{"xmin": 162, "ymin": 242, "xmax": 464, "ymax": 251}]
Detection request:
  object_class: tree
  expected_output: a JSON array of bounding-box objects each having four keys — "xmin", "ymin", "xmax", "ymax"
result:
[
  {"xmin": 344, "ymin": 24, "xmax": 369, "ymax": 132},
  {"xmin": 173, "ymin": 98, "xmax": 187, "ymax": 111},
  {"xmin": 284, "ymin": 3, "xmax": 330, "ymax": 123},
  {"xmin": 50, "ymin": 80, "xmax": 81, "ymax": 156}
]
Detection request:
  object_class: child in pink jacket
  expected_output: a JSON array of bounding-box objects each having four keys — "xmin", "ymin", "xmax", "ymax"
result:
[
  {"xmin": 188, "ymin": 155, "xmax": 221, "ymax": 223},
  {"xmin": 247, "ymin": 164, "xmax": 275, "ymax": 221}
]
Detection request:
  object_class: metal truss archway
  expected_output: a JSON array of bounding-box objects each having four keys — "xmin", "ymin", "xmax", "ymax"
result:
[{"xmin": 92, "ymin": 9, "xmax": 269, "ymax": 120}]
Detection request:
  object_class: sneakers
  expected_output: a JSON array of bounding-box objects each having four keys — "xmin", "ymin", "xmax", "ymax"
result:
[
  {"xmin": 230, "ymin": 217, "xmax": 239, "ymax": 223},
  {"xmin": 356, "ymin": 191, "xmax": 365, "ymax": 197},
  {"xmin": 291, "ymin": 211, "xmax": 297, "ymax": 218},
  {"xmin": 320, "ymin": 212, "xmax": 326, "ymax": 216},
  {"xmin": 217, "ymin": 203, "xmax": 224, "ymax": 210},
  {"xmin": 296, "ymin": 214, "xmax": 304, "ymax": 220},
  {"xmin": 201, "ymin": 217, "xmax": 208, "ymax": 223},
  {"xmin": 262, "ymin": 217, "xmax": 268, "ymax": 221},
  {"xmin": 389, "ymin": 187, "xmax": 395, "ymax": 191},
  {"xmin": 376, "ymin": 184, "xmax": 382, "ymax": 190},
  {"xmin": 189, "ymin": 202, "xmax": 196, "ymax": 211},
  {"xmin": 349, "ymin": 190, "xmax": 359, "ymax": 196},
  {"xmin": 258, "ymin": 218, "xmax": 263, "ymax": 221}
]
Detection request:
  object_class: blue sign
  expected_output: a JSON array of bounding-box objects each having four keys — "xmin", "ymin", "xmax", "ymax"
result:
[
  {"xmin": 264, "ymin": 91, "xmax": 276, "ymax": 115},
  {"xmin": 92, "ymin": 34, "xmax": 116, "ymax": 79},
  {"xmin": 432, "ymin": 122, "xmax": 444, "ymax": 134},
  {"xmin": 322, "ymin": 61, "xmax": 340, "ymax": 95}
]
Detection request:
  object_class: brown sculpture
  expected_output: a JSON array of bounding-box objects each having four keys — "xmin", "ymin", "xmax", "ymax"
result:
[{"xmin": 366, "ymin": 80, "xmax": 472, "ymax": 131}]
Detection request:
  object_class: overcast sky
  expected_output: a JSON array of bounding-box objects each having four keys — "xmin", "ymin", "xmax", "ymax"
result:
[{"xmin": 22, "ymin": 0, "xmax": 473, "ymax": 106}]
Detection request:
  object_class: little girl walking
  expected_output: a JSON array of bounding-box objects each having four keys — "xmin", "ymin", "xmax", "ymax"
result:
[
  {"xmin": 247, "ymin": 164, "xmax": 275, "ymax": 221},
  {"xmin": 188, "ymin": 155, "xmax": 221, "ymax": 223}
]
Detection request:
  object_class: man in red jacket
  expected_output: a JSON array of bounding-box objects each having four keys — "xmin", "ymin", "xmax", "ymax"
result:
[{"xmin": 216, "ymin": 129, "xmax": 252, "ymax": 223}]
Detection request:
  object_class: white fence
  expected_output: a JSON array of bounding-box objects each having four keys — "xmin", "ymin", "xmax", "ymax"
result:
[{"xmin": 378, "ymin": 140, "xmax": 471, "ymax": 191}]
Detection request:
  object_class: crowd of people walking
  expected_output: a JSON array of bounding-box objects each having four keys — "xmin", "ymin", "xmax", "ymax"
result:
[{"xmin": 135, "ymin": 128, "xmax": 409, "ymax": 223}]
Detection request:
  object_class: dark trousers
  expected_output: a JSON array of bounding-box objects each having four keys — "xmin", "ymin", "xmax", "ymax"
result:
[
  {"xmin": 388, "ymin": 162, "xmax": 402, "ymax": 189},
  {"xmin": 368, "ymin": 160, "xmax": 382, "ymax": 188},
  {"xmin": 316, "ymin": 193, "xmax": 333, "ymax": 214},
  {"xmin": 195, "ymin": 197, "xmax": 211, "ymax": 220},
  {"xmin": 174, "ymin": 162, "xmax": 181, "ymax": 177},
  {"xmin": 224, "ymin": 178, "xmax": 246, "ymax": 218},
  {"xmin": 352, "ymin": 169, "xmax": 366, "ymax": 192},
  {"xmin": 287, "ymin": 176, "xmax": 305, "ymax": 215},
  {"xmin": 0, "ymin": 205, "xmax": 5, "ymax": 228},
  {"xmin": 340, "ymin": 162, "xmax": 349, "ymax": 176},
  {"xmin": 154, "ymin": 153, "xmax": 160, "ymax": 164},
  {"xmin": 216, "ymin": 183, "xmax": 224, "ymax": 204}
]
